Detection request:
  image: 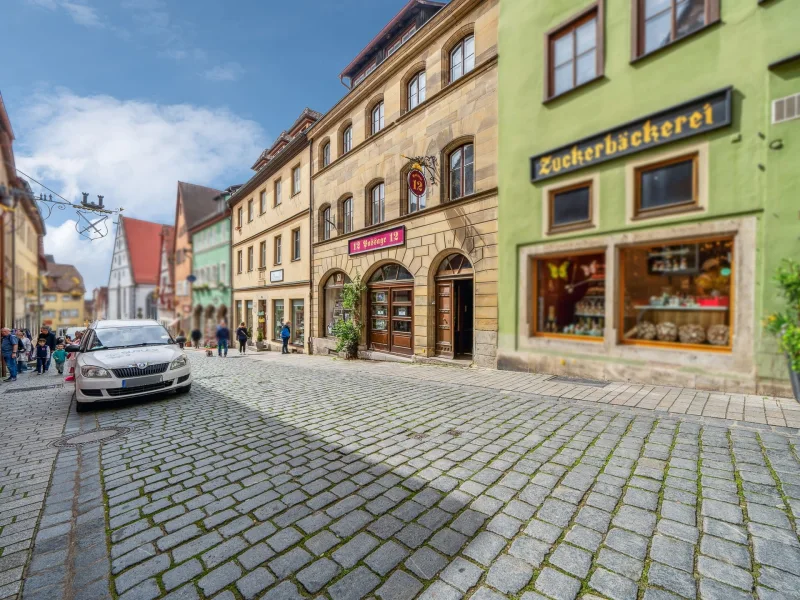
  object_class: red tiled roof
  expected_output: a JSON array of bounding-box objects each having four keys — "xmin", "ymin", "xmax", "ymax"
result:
[{"xmin": 121, "ymin": 216, "xmax": 164, "ymax": 285}]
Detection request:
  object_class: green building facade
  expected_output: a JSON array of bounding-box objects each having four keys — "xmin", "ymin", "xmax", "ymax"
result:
[
  {"xmin": 191, "ymin": 215, "xmax": 232, "ymax": 338},
  {"xmin": 498, "ymin": 0, "xmax": 800, "ymax": 396}
]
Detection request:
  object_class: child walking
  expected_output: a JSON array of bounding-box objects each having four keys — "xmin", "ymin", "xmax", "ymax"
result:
[
  {"xmin": 52, "ymin": 344, "xmax": 67, "ymax": 375},
  {"xmin": 35, "ymin": 339, "xmax": 50, "ymax": 374}
]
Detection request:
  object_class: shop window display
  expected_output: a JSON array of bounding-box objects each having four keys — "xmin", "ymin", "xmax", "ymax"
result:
[
  {"xmin": 534, "ymin": 252, "xmax": 606, "ymax": 339},
  {"xmin": 324, "ymin": 272, "xmax": 352, "ymax": 337},
  {"xmin": 621, "ymin": 237, "xmax": 733, "ymax": 349},
  {"xmin": 292, "ymin": 300, "xmax": 305, "ymax": 345}
]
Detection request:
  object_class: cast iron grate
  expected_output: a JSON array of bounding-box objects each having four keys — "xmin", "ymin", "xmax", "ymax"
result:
[
  {"xmin": 547, "ymin": 376, "xmax": 608, "ymax": 388},
  {"xmin": 51, "ymin": 426, "xmax": 131, "ymax": 448},
  {"xmin": 5, "ymin": 384, "xmax": 64, "ymax": 394}
]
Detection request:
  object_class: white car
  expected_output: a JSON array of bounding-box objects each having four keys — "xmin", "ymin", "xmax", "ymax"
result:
[{"xmin": 69, "ymin": 320, "xmax": 191, "ymax": 411}]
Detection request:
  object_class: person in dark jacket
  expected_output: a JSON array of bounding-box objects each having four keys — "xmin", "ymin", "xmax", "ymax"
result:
[
  {"xmin": 280, "ymin": 321, "xmax": 291, "ymax": 354},
  {"xmin": 37, "ymin": 326, "xmax": 56, "ymax": 372},
  {"xmin": 190, "ymin": 328, "xmax": 202, "ymax": 349},
  {"xmin": 34, "ymin": 339, "xmax": 50, "ymax": 375},
  {"xmin": 235, "ymin": 322, "xmax": 248, "ymax": 354},
  {"xmin": 2, "ymin": 328, "xmax": 19, "ymax": 381},
  {"xmin": 215, "ymin": 321, "xmax": 230, "ymax": 357}
]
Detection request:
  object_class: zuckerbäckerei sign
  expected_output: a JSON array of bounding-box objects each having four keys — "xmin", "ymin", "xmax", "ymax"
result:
[
  {"xmin": 530, "ymin": 87, "xmax": 732, "ymax": 182},
  {"xmin": 349, "ymin": 225, "xmax": 405, "ymax": 256}
]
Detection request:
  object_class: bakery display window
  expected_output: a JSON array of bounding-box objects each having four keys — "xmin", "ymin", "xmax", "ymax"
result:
[
  {"xmin": 533, "ymin": 251, "xmax": 606, "ymax": 340},
  {"xmin": 620, "ymin": 236, "xmax": 733, "ymax": 349}
]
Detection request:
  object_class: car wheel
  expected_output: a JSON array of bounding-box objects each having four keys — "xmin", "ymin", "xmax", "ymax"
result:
[
  {"xmin": 177, "ymin": 384, "xmax": 191, "ymax": 394},
  {"xmin": 76, "ymin": 400, "xmax": 90, "ymax": 413}
]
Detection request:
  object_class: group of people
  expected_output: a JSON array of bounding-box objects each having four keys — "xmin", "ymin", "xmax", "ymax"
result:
[
  {"xmin": 0, "ymin": 325, "xmax": 73, "ymax": 382},
  {"xmin": 183, "ymin": 319, "xmax": 293, "ymax": 357}
]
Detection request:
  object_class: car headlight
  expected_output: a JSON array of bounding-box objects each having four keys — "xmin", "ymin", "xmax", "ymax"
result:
[
  {"xmin": 81, "ymin": 366, "xmax": 111, "ymax": 378},
  {"xmin": 170, "ymin": 355, "xmax": 188, "ymax": 370}
]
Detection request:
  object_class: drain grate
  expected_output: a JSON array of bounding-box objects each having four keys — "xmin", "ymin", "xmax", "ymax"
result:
[
  {"xmin": 51, "ymin": 426, "xmax": 130, "ymax": 448},
  {"xmin": 547, "ymin": 376, "xmax": 607, "ymax": 388},
  {"xmin": 5, "ymin": 384, "xmax": 64, "ymax": 393}
]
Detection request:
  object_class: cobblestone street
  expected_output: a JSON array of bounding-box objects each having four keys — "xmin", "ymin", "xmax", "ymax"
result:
[{"xmin": 2, "ymin": 352, "xmax": 800, "ymax": 600}]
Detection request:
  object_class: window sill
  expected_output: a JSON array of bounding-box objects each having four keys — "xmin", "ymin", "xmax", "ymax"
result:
[
  {"xmin": 291, "ymin": 192, "xmax": 301, "ymax": 198},
  {"xmin": 543, "ymin": 74, "xmax": 606, "ymax": 105},
  {"xmin": 620, "ymin": 339, "xmax": 732, "ymax": 353},
  {"xmin": 630, "ymin": 19, "xmax": 721, "ymax": 65},
  {"xmin": 533, "ymin": 333, "xmax": 604, "ymax": 343},
  {"xmin": 291, "ymin": 257, "xmax": 301, "ymax": 262},
  {"xmin": 547, "ymin": 222, "xmax": 595, "ymax": 236},
  {"xmin": 631, "ymin": 203, "xmax": 703, "ymax": 221}
]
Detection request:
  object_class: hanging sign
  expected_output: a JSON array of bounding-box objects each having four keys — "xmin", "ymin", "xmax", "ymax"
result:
[
  {"xmin": 530, "ymin": 87, "xmax": 733, "ymax": 182},
  {"xmin": 349, "ymin": 225, "xmax": 405, "ymax": 256},
  {"xmin": 407, "ymin": 169, "xmax": 427, "ymax": 197}
]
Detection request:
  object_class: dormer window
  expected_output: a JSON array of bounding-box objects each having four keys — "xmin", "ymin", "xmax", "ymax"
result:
[{"xmin": 353, "ymin": 61, "xmax": 377, "ymax": 87}]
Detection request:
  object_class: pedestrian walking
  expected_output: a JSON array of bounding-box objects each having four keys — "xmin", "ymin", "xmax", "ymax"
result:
[
  {"xmin": 1, "ymin": 328, "xmax": 19, "ymax": 381},
  {"xmin": 190, "ymin": 328, "xmax": 202, "ymax": 349},
  {"xmin": 235, "ymin": 322, "xmax": 248, "ymax": 354},
  {"xmin": 280, "ymin": 321, "xmax": 291, "ymax": 354},
  {"xmin": 16, "ymin": 329, "xmax": 31, "ymax": 373},
  {"xmin": 216, "ymin": 321, "xmax": 230, "ymax": 357},
  {"xmin": 34, "ymin": 339, "xmax": 50, "ymax": 374},
  {"xmin": 37, "ymin": 326, "xmax": 56, "ymax": 372},
  {"xmin": 52, "ymin": 344, "xmax": 67, "ymax": 375}
]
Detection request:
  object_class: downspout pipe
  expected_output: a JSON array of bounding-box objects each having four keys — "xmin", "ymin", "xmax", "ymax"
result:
[{"xmin": 308, "ymin": 140, "xmax": 314, "ymax": 355}]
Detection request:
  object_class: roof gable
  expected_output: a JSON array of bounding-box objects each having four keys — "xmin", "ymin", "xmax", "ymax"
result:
[
  {"xmin": 177, "ymin": 181, "xmax": 225, "ymax": 231},
  {"xmin": 120, "ymin": 216, "xmax": 164, "ymax": 285}
]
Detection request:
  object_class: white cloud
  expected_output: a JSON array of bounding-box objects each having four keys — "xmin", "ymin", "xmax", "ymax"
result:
[
  {"xmin": 26, "ymin": 0, "xmax": 103, "ymax": 28},
  {"xmin": 17, "ymin": 89, "xmax": 266, "ymax": 294},
  {"xmin": 43, "ymin": 220, "xmax": 115, "ymax": 295},
  {"xmin": 204, "ymin": 62, "xmax": 245, "ymax": 82}
]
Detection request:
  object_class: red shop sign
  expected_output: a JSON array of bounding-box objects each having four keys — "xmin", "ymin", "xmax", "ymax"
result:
[
  {"xmin": 407, "ymin": 169, "xmax": 427, "ymax": 197},
  {"xmin": 349, "ymin": 226, "xmax": 406, "ymax": 256}
]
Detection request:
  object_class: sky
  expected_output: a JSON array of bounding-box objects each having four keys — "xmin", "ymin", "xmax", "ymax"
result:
[{"xmin": 0, "ymin": 0, "xmax": 434, "ymax": 296}]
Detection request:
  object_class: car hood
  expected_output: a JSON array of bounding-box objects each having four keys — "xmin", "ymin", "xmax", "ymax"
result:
[{"xmin": 79, "ymin": 345, "xmax": 184, "ymax": 369}]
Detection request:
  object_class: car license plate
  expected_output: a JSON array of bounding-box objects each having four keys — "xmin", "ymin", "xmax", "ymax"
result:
[{"xmin": 121, "ymin": 375, "xmax": 163, "ymax": 388}]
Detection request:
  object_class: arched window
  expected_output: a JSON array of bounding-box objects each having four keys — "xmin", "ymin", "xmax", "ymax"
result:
[
  {"xmin": 341, "ymin": 125, "xmax": 353, "ymax": 155},
  {"xmin": 369, "ymin": 264, "xmax": 413, "ymax": 283},
  {"xmin": 449, "ymin": 143, "xmax": 474, "ymax": 200},
  {"xmin": 450, "ymin": 35, "xmax": 475, "ymax": 83},
  {"xmin": 369, "ymin": 183, "xmax": 385, "ymax": 226},
  {"xmin": 407, "ymin": 71, "xmax": 426, "ymax": 110},
  {"xmin": 371, "ymin": 102, "xmax": 385, "ymax": 135},
  {"xmin": 322, "ymin": 141, "xmax": 331, "ymax": 167},
  {"xmin": 323, "ymin": 272, "xmax": 352, "ymax": 337},
  {"xmin": 342, "ymin": 197, "xmax": 353, "ymax": 234},
  {"xmin": 319, "ymin": 204, "xmax": 333, "ymax": 241}
]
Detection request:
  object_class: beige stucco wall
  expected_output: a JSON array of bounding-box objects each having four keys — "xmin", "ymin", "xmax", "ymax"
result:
[
  {"xmin": 42, "ymin": 292, "xmax": 85, "ymax": 331},
  {"xmin": 13, "ymin": 205, "xmax": 42, "ymax": 328},
  {"xmin": 308, "ymin": 0, "xmax": 499, "ymax": 367}
]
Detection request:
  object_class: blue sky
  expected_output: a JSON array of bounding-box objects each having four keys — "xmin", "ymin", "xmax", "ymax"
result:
[{"xmin": 1, "ymin": 0, "xmax": 431, "ymax": 292}]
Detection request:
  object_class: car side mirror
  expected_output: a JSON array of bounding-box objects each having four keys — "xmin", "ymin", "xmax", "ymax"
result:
[
  {"xmin": 175, "ymin": 336, "xmax": 186, "ymax": 345},
  {"xmin": 65, "ymin": 344, "xmax": 81, "ymax": 353}
]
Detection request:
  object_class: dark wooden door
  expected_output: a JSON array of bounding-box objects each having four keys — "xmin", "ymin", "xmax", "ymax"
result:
[
  {"xmin": 369, "ymin": 285, "xmax": 414, "ymax": 355},
  {"xmin": 436, "ymin": 281, "xmax": 453, "ymax": 357}
]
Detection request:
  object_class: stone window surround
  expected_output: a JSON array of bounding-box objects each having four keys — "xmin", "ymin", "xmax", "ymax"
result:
[{"xmin": 516, "ymin": 215, "xmax": 757, "ymax": 373}]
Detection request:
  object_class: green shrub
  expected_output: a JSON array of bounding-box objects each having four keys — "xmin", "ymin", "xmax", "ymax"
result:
[
  {"xmin": 764, "ymin": 259, "xmax": 800, "ymax": 372},
  {"xmin": 333, "ymin": 273, "xmax": 366, "ymax": 359}
]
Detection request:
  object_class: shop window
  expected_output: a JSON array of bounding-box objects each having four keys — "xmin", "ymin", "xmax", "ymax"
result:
[
  {"xmin": 549, "ymin": 181, "xmax": 593, "ymax": 233},
  {"xmin": 633, "ymin": 0, "xmax": 719, "ymax": 59},
  {"xmin": 245, "ymin": 300, "xmax": 253, "ymax": 334},
  {"xmin": 546, "ymin": 5, "xmax": 602, "ymax": 99},
  {"xmin": 533, "ymin": 252, "xmax": 606, "ymax": 339},
  {"xmin": 324, "ymin": 272, "xmax": 352, "ymax": 337},
  {"xmin": 635, "ymin": 153, "xmax": 698, "ymax": 218},
  {"xmin": 235, "ymin": 300, "xmax": 242, "ymax": 326},
  {"xmin": 291, "ymin": 300, "xmax": 305, "ymax": 345},
  {"xmin": 620, "ymin": 237, "xmax": 733, "ymax": 349},
  {"xmin": 273, "ymin": 299, "xmax": 284, "ymax": 341}
]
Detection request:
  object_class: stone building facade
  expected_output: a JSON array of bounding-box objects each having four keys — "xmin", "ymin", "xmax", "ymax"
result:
[
  {"xmin": 308, "ymin": 0, "xmax": 499, "ymax": 367},
  {"xmin": 230, "ymin": 109, "xmax": 320, "ymax": 353}
]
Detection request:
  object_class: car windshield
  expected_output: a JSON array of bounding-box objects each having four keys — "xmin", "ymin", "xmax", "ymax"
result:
[{"xmin": 88, "ymin": 326, "xmax": 174, "ymax": 351}]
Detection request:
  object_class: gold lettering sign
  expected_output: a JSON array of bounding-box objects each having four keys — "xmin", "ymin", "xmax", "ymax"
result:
[{"xmin": 531, "ymin": 88, "xmax": 732, "ymax": 182}]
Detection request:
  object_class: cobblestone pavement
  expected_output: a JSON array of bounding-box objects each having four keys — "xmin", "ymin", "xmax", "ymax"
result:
[{"xmin": 3, "ymin": 353, "xmax": 800, "ymax": 600}]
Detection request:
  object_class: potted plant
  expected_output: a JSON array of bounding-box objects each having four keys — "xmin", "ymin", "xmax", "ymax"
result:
[
  {"xmin": 764, "ymin": 259, "xmax": 800, "ymax": 401},
  {"xmin": 333, "ymin": 273, "xmax": 365, "ymax": 359},
  {"xmin": 256, "ymin": 330, "xmax": 266, "ymax": 351}
]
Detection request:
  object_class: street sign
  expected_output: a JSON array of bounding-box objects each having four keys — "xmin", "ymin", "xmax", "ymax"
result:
[{"xmin": 408, "ymin": 169, "xmax": 427, "ymax": 197}]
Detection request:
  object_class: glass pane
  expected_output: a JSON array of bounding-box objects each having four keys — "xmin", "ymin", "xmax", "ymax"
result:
[
  {"xmin": 393, "ymin": 306, "xmax": 410, "ymax": 317},
  {"xmin": 554, "ymin": 63, "xmax": 573, "ymax": 96},
  {"xmin": 575, "ymin": 18, "xmax": 596, "ymax": 54},
  {"xmin": 675, "ymin": 0, "xmax": 706, "ymax": 38},
  {"xmin": 536, "ymin": 252, "xmax": 606, "ymax": 338},
  {"xmin": 384, "ymin": 265, "xmax": 399, "ymax": 281},
  {"xmin": 450, "ymin": 46, "xmax": 463, "ymax": 81},
  {"xmin": 372, "ymin": 319, "xmax": 388, "ymax": 331},
  {"xmin": 372, "ymin": 290, "xmax": 388, "ymax": 303},
  {"xmin": 450, "ymin": 149, "xmax": 462, "ymax": 170},
  {"xmin": 644, "ymin": 10, "xmax": 672, "ymax": 54},
  {"xmin": 620, "ymin": 238, "xmax": 733, "ymax": 347},
  {"xmin": 273, "ymin": 301, "xmax": 284, "ymax": 340},
  {"xmin": 292, "ymin": 300, "xmax": 304, "ymax": 344},
  {"xmin": 393, "ymin": 290, "xmax": 412, "ymax": 303},
  {"xmin": 451, "ymin": 167, "xmax": 461, "ymax": 200},
  {"xmin": 419, "ymin": 72, "xmax": 426, "ymax": 102},
  {"xmin": 640, "ymin": 159, "xmax": 694, "ymax": 210},
  {"xmin": 644, "ymin": 0, "xmax": 671, "ymax": 18},
  {"xmin": 576, "ymin": 50, "xmax": 596, "ymax": 85},
  {"xmin": 464, "ymin": 36, "xmax": 475, "ymax": 72},
  {"xmin": 392, "ymin": 320, "xmax": 412, "ymax": 334},
  {"xmin": 465, "ymin": 161, "xmax": 474, "ymax": 196},
  {"xmin": 409, "ymin": 79, "xmax": 418, "ymax": 108},
  {"xmin": 372, "ymin": 304, "xmax": 388, "ymax": 317},
  {"xmin": 553, "ymin": 186, "xmax": 591, "ymax": 226},
  {"xmin": 553, "ymin": 33, "xmax": 574, "ymax": 67}
]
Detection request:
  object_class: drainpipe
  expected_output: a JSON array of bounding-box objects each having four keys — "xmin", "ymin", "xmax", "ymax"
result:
[
  {"xmin": 10, "ymin": 204, "xmax": 15, "ymax": 328},
  {"xmin": 308, "ymin": 140, "xmax": 314, "ymax": 355}
]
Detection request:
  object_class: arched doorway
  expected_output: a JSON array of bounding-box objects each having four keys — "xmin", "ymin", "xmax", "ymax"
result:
[
  {"xmin": 435, "ymin": 254, "xmax": 474, "ymax": 358},
  {"xmin": 368, "ymin": 264, "xmax": 414, "ymax": 355}
]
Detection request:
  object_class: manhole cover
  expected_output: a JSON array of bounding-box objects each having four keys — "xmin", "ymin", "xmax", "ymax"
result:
[
  {"xmin": 5, "ymin": 384, "xmax": 64, "ymax": 394},
  {"xmin": 51, "ymin": 427, "xmax": 130, "ymax": 448}
]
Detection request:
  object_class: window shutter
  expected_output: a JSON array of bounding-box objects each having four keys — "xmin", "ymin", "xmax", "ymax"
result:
[{"xmin": 773, "ymin": 93, "xmax": 800, "ymax": 125}]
